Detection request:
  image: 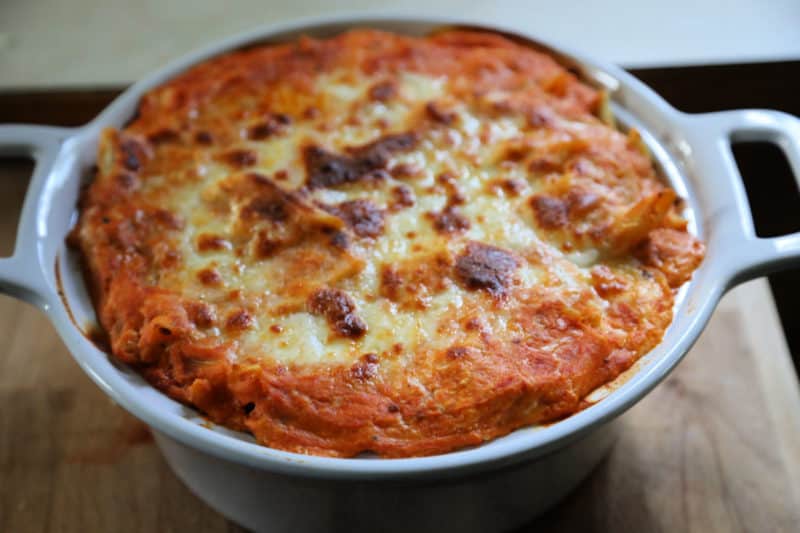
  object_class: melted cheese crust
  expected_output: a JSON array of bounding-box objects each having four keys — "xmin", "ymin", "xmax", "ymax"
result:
[{"xmin": 72, "ymin": 29, "xmax": 704, "ymax": 457}]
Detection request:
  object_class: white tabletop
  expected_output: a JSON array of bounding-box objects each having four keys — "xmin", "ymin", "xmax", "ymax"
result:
[{"xmin": 0, "ymin": 0, "xmax": 799, "ymax": 89}]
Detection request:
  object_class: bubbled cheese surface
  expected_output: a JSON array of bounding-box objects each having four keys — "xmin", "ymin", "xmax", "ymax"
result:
[{"xmin": 72, "ymin": 29, "xmax": 704, "ymax": 457}]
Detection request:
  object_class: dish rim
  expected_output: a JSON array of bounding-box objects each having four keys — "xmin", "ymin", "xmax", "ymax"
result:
[{"xmin": 6, "ymin": 12, "xmax": 798, "ymax": 480}]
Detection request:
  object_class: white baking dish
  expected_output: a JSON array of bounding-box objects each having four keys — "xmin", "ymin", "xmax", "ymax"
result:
[{"xmin": 1, "ymin": 14, "xmax": 799, "ymax": 533}]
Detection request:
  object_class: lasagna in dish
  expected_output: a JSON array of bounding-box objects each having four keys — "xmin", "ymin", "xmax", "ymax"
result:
[{"xmin": 71, "ymin": 29, "xmax": 704, "ymax": 457}]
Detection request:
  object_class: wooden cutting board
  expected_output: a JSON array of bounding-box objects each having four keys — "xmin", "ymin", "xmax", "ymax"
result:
[{"xmin": 0, "ymin": 159, "xmax": 798, "ymax": 532}]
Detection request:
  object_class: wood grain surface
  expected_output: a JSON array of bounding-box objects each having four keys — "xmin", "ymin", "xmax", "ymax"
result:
[{"xmin": 1, "ymin": 158, "xmax": 799, "ymax": 532}]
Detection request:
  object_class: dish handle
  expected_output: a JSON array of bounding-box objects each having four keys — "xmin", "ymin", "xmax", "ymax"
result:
[
  {"xmin": 681, "ymin": 109, "xmax": 800, "ymax": 286},
  {"xmin": 0, "ymin": 124, "xmax": 72, "ymax": 305}
]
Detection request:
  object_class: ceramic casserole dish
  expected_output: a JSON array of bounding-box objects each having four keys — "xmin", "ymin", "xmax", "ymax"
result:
[{"xmin": 1, "ymin": 15, "xmax": 799, "ymax": 533}]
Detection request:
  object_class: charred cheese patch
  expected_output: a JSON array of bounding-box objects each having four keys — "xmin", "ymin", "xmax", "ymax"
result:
[{"xmin": 72, "ymin": 29, "xmax": 704, "ymax": 458}]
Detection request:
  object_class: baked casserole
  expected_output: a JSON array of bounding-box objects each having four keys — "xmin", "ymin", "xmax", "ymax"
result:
[{"xmin": 70, "ymin": 29, "xmax": 704, "ymax": 457}]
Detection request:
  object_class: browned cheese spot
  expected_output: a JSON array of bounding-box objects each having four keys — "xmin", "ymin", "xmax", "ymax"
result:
[
  {"xmin": 351, "ymin": 353, "xmax": 380, "ymax": 380},
  {"xmin": 303, "ymin": 106, "xmax": 320, "ymax": 120},
  {"xmin": 159, "ymin": 249, "xmax": 181, "ymax": 269},
  {"xmin": 328, "ymin": 230, "xmax": 350, "ymax": 250},
  {"xmin": 425, "ymin": 101, "xmax": 456, "ymax": 125},
  {"xmin": 237, "ymin": 173, "xmax": 298, "ymax": 224},
  {"xmin": 454, "ymin": 241, "xmax": 520, "ymax": 297},
  {"xmin": 346, "ymin": 115, "xmax": 364, "ymax": 128},
  {"xmin": 499, "ymin": 145, "xmax": 530, "ymax": 164},
  {"xmin": 197, "ymin": 234, "xmax": 233, "ymax": 252},
  {"xmin": 197, "ymin": 267, "xmax": 223, "ymax": 287},
  {"xmin": 427, "ymin": 206, "xmax": 470, "ymax": 234},
  {"xmin": 231, "ymin": 172, "xmax": 345, "ymax": 259},
  {"xmin": 380, "ymin": 267, "xmax": 403, "ymax": 299},
  {"xmin": 464, "ymin": 317, "xmax": 481, "ymax": 331},
  {"xmin": 242, "ymin": 196, "xmax": 290, "ymax": 223},
  {"xmin": 528, "ymin": 155, "xmax": 562, "ymax": 174},
  {"xmin": 225, "ymin": 309, "xmax": 254, "ymax": 331},
  {"xmin": 446, "ymin": 346, "xmax": 472, "ymax": 359},
  {"xmin": 307, "ymin": 288, "xmax": 367, "ymax": 339},
  {"xmin": 530, "ymin": 194, "xmax": 568, "ymax": 229},
  {"xmin": 194, "ymin": 131, "xmax": 214, "ymax": 145},
  {"xmin": 152, "ymin": 209, "xmax": 184, "ymax": 230},
  {"xmin": 147, "ymin": 128, "xmax": 180, "ymax": 145},
  {"xmin": 590, "ymin": 265, "xmax": 628, "ymax": 297},
  {"xmin": 379, "ymin": 253, "xmax": 452, "ymax": 310},
  {"xmin": 254, "ymin": 235, "xmax": 282, "ymax": 258},
  {"xmin": 218, "ymin": 149, "xmax": 257, "ymax": 168},
  {"xmin": 323, "ymin": 199, "xmax": 385, "ymax": 238},
  {"xmin": 390, "ymin": 162, "xmax": 422, "ymax": 180},
  {"xmin": 496, "ymin": 178, "xmax": 526, "ymax": 196},
  {"xmin": 248, "ymin": 113, "xmax": 292, "ymax": 140},
  {"xmin": 115, "ymin": 172, "xmax": 138, "ymax": 191},
  {"xmin": 389, "ymin": 185, "xmax": 415, "ymax": 211},
  {"xmin": 636, "ymin": 228, "xmax": 705, "ymax": 288},
  {"xmin": 526, "ymin": 107, "xmax": 555, "ymax": 128},
  {"xmin": 368, "ymin": 80, "xmax": 397, "ymax": 102},
  {"xmin": 304, "ymin": 132, "xmax": 417, "ymax": 189},
  {"xmin": 567, "ymin": 189, "xmax": 600, "ymax": 216},
  {"xmin": 530, "ymin": 190, "xmax": 600, "ymax": 230},
  {"xmin": 186, "ymin": 301, "xmax": 216, "ymax": 329},
  {"xmin": 118, "ymin": 136, "xmax": 148, "ymax": 172},
  {"xmin": 436, "ymin": 172, "xmax": 466, "ymax": 205}
]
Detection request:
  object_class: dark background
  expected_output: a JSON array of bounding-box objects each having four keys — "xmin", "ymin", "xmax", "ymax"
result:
[
  {"xmin": 634, "ymin": 61, "xmax": 800, "ymax": 362},
  {"xmin": 1, "ymin": 60, "xmax": 799, "ymax": 366}
]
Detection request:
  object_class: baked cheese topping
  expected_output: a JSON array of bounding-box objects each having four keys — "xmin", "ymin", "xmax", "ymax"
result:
[{"xmin": 72, "ymin": 29, "xmax": 704, "ymax": 457}]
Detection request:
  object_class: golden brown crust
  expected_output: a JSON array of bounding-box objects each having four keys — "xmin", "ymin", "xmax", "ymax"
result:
[{"xmin": 71, "ymin": 29, "xmax": 704, "ymax": 457}]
